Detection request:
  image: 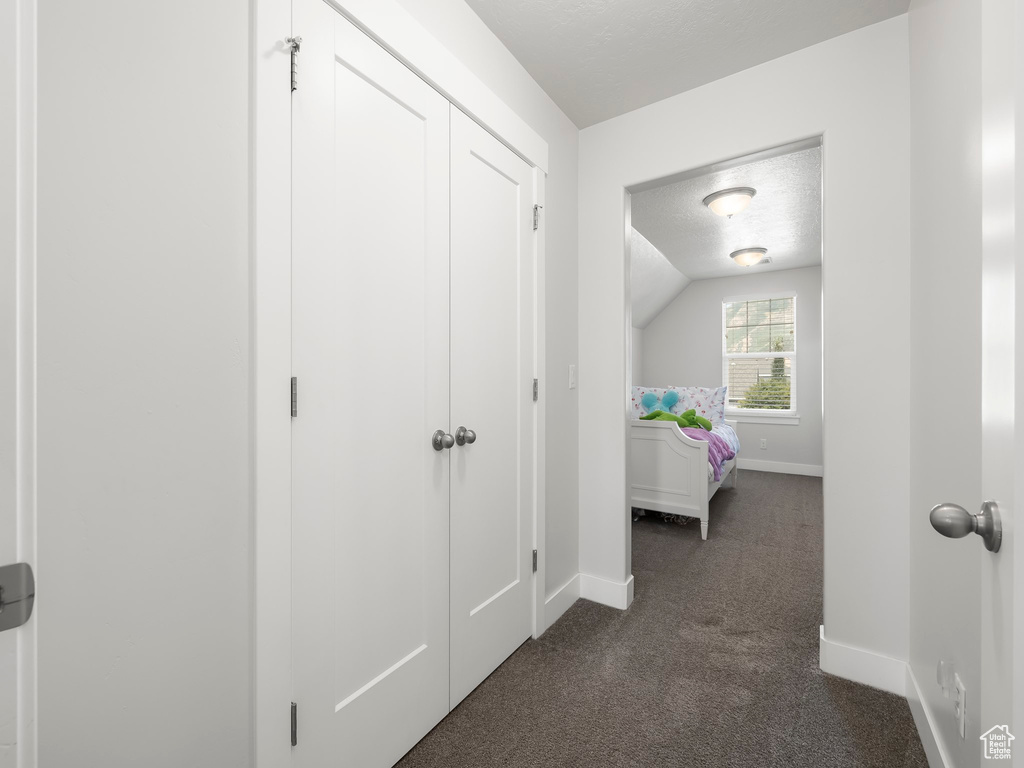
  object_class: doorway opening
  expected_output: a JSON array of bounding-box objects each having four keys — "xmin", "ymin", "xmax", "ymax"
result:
[{"xmin": 626, "ymin": 136, "xmax": 824, "ymax": 578}]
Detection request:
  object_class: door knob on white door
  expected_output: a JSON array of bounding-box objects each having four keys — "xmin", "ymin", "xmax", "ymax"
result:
[
  {"xmin": 929, "ymin": 500, "xmax": 1002, "ymax": 552},
  {"xmin": 455, "ymin": 426, "xmax": 476, "ymax": 446},
  {"xmin": 432, "ymin": 430, "xmax": 455, "ymax": 451},
  {"xmin": 0, "ymin": 562, "xmax": 35, "ymax": 632}
]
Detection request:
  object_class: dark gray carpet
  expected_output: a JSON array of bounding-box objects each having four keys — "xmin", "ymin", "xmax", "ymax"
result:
[{"xmin": 398, "ymin": 470, "xmax": 928, "ymax": 768}]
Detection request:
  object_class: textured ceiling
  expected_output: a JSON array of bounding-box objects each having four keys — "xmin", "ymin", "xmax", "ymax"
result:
[
  {"xmin": 464, "ymin": 0, "xmax": 910, "ymax": 127},
  {"xmin": 630, "ymin": 144, "xmax": 822, "ymax": 282},
  {"xmin": 630, "ymin": 229, "xmax": 690, "ymax": 329}
]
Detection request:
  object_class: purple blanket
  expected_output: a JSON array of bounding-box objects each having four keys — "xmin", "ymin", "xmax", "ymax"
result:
[{"xmin": 680, "ymin": 427, "xmax": 736, "ymax": 482}]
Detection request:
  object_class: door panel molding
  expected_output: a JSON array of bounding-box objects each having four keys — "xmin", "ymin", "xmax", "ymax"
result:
[
  {"xmin": 470, "ymin": 580, "xmax": 521, "ymax": 618},
  {"xmin": 335, "ymin": 644, "xmax": 428, "ymax": 712}
]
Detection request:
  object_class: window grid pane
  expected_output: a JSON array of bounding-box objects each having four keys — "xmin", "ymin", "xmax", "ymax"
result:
[
  {"xmin": 747, "ymin": 300, "xmax": 771, "ymax": 328},
  {"xmin": 771, "ymin": 298, "xmax": 794, "ymax": 324},
  {"xmin": 748, "ymin": 325, "xmax": 771, "ymax": 353},
  {"xmin": 725, "ymin": 302, "xmax": 748, "ymax": 328},
  {"xmin": 772, "ymin": 323, "xmax": 795, "ymax": 352},
  {"xmin": 726, "ymin": 357, "xmax": 792, "ymax": 409},
  {"xmin": 723, "ymin": 296, "xmax": 796, "ymax": 411},
  {"xmin": 725, "ymin": 327, "xmax": 747, "ymax": 353}
]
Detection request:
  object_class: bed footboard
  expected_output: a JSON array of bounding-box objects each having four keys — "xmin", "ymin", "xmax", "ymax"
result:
[
  {"xmin": 630, "ymin": 420, "xmax": 737, "ymax": 540},
  {"xmin": 630, "ymin": 420, "xmax": 710, "ymax": 526}
]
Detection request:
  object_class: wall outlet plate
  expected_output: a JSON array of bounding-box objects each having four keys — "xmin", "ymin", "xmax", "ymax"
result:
[
  {"xmin": 568, "ymin": 364, "xmax": 576, "ymax": 390},
  {"xmin": 954, "ymin": 673, "xmax": 966, "ymax": 740},
  {"xmin": 760, "ymin": 438, "xmax": 767, "ymax": 450}
]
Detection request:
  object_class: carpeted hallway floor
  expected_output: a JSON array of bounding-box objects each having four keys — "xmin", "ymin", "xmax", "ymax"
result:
[{"xmin": 398, "ymin": 470, "xmax": 928, "ymax": 768}]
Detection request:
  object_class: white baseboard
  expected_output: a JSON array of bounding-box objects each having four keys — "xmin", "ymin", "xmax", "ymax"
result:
[
  {"xmin": 905, "ymin": 664, "xmax": 952, "ymax": 768},
  {"xmin": 543, "ymin": 574, "xmax": 580, "ymax": 632},
  {"xmin": 580, "ymin": 573, "xmax": 634, "ymax": 610},
  {"xmin": 737, "ymin": 458, "xmax": 823, "ymax": 477},
  {"xmin": 818, "ymin": 626, "xmax": 906, "ymax": 696}
]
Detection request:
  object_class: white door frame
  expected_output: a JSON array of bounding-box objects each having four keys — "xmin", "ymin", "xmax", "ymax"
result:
[
  {"xmin": 3, "ymin": 0, "xmax": 37, "ymax": 765},
  {"xmin": 252, "ymin": 2, "xmax": 549, "ymax": 765}
]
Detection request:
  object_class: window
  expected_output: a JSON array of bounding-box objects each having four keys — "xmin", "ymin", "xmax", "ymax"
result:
[{"xmin": 722, "ymin": 295, "xmax": 796, "ymax": 413}]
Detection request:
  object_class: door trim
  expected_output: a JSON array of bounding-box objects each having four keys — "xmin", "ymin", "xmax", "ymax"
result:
[
  {"xmin": 252, "ymin": 1, "xmax": 293, "ymax": 766},
  {"xmin": 531, "ymin": 168, "xmax": 546, "ymax": 637},
  {"xmin": 5, "ymin": 0, "xmax": 38, "ymax": 764},
  {"xmin": 251, "ymin": 3, "xmax": 549, "ymax": 765}
]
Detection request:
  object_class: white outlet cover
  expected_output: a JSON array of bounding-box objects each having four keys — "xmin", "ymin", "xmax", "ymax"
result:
[{"xmin": 568, "ymin": 364, "xmax": 576, "ymax": 390}]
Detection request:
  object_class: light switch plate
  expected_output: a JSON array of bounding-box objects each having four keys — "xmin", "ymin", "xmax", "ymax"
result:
[
  {"xmin": 954, "ymin": 673, "xmax": 966, "ymax": 740},
  {"xmin": 936, "ymin": 659, "xmax": 952, "ymax": 698},
  {"xmin": 568, "ymin": 364, "xmax": 576, "ymax": 390}
]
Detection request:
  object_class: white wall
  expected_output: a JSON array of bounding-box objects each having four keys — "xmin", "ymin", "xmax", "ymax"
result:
[
  {"xmin": 643, "ymin": 267, "xmax": 822, "ymax": 473},
  {"xmin": 37, "ymin": 1, "xmax": 253, "ymax": 765},
  {"xmin": 907, "ymin": 0, "xmax": 983, "ymax": 763},
  {"xmin": 393, "ymin": 0, "xmax": 581, "ymax": 615},
  {"xmin": 578, "ymin": 17, "xmax": 912, "ymax": 670},
  {"xmin": 630, "ymin": 327, "xmax": 643, "ymax": 387}
]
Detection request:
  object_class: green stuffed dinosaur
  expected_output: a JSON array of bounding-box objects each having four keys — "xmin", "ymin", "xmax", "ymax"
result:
[{"xmin": 640, "ymin": 408, "xmax": 713, "ymax": 431}]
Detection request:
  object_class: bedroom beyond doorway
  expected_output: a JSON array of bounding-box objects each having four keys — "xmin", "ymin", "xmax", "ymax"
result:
[{"xmin": 627, "ymin": 138, "xmax": 824, "ymax": 542}]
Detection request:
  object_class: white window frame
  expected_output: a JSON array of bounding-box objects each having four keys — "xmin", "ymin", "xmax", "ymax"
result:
[{"xmin": 722, "ymin": 292, "xmax": 800, "ymax": 425}]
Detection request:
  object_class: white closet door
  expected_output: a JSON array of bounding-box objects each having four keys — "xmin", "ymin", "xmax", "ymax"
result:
[
  {"xmin": 291, "ymin": 3, "xmax": 451, "ymax": 767},
  {"xmin": 449, "ymin": 106, "xmax": 536, "ymax": 706}
]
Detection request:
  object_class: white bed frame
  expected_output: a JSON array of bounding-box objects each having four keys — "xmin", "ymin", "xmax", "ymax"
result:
[{"xmin": 629, "ymin": 419, "xmax": 738, "ymax": 540}]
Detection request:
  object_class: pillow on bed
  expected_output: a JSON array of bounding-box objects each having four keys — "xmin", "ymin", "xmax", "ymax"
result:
[
  {"xmin": 676, "ymin": 386, "xmax": 728, "ymax": 424},
  {"xmin": 631, "ymin": 386, "xmax": 685, "ymax": 417},
  {"xmin": 632, "ymin": 385, "xmax": 728, "ymax": 421},
  {"xmin": 630, "ymin": 386, "xmax": 646, "ymax": 417}
]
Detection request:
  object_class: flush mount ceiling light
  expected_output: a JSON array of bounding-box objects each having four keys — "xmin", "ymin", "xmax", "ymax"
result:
[
  {"xmin": 730, "ymin": 247, "xmax": 768, "ymax": 267},
  {"xmin": 702, "ymin": 187, "xmax": 757, "ymax": 218}
]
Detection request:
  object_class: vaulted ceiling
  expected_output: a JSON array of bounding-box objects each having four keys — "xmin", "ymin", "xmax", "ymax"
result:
[
  {"xmin": 464, "ymin": 0, "xmax": 910, "ymax": 127},
  {"xmin": 630, "ymin": 229, "xmax": 690, "ymax": 329}
]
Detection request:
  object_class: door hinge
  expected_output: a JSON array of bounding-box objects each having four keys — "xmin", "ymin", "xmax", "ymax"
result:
[
  {"xmin": 532, "ymin": 549, "xmax": 538, "ymax": 573},
  {"xmin": 287, "ymin": 37, "xmax": 302, "ymax": 92},
  {"xmin": 533, "ymin": 204, "xmax": 543, "ymax": 231},
  {"xmin": 291, "ymin": 376, "xmax": 298, "ymax": 417},
  {"xmin": 291, "ymin": 701, "xmax": 297, "ymax": 747},
  {"xmin": 532, "ymin": 378, "xmax": 538, "ymax": 402}
]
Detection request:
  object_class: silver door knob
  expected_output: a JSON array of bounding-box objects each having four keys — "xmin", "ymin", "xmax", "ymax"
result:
[
  {"xmin": 431, "ymin": 429, "xmax": 455, "ymax": 451},
  {"xmin": 929, "ymin": 501, "xmax": 1002, "ymax": 553},
  {"xmin": 455, "ymin": 426, "xmax": 476, "ymax": 446},
  {"xmin": 0, "ymin": 562, "xmax": 35, "ymax": 633}
]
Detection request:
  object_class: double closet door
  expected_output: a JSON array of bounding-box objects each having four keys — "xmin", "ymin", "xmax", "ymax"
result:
[{"xmin": 290, "ymin": 4, "xmax": 536, "ymax": 767}]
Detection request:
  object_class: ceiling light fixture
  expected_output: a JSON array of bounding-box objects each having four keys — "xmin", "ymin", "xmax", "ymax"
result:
[
  {"xmin": 730, "ymin": 247, "xmax": 768, "ymax": 267},
  {"xmin": 702, "ymin": 187, "xmax": 757, "ymax": 218}
]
